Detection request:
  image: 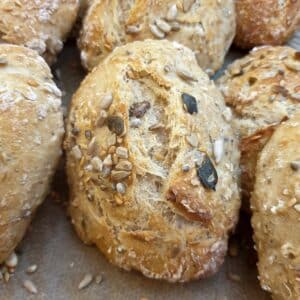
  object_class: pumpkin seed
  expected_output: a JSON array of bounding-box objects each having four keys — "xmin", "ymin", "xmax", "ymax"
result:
[
  {"xmin": 196, "ymin": 154, "xmax": 218, "ymax": 191},
  {"xmin": 182, "ymin": 93, "xmax": 198, "ymax": 114},
  {"xmin": 107, "ymin": 116, "xmax": 125, "ymax": 135},
  {"xmin": 129, "ymin": 101, "xmax": 150, "ymax": 118}
]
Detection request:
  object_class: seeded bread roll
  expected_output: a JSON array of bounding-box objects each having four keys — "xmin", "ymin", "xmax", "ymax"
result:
[
  {"xmin": 0, "ymin": 45, "xmax": 64, "ymax": 263},
  {"xmin": 251, "ymin": 113, "xmax": 300, "ymax": 300},
  {"xmin": 0, "ymin": 0, "xmax": 79, "ymax": 65},
  {"xmin": 65, "ymin": 40, "xmax": 240, "ymax": 282},
  {"xmin": 218, "ymin": 46, "xmax": 300, "ymax": 204},
  {"xmin": 235, "ymin": 0, "xmax": 300, "ymax": 49},
  {"xmin": 79, "ymin": 0, "xmax": 236, "ymax": 74}
]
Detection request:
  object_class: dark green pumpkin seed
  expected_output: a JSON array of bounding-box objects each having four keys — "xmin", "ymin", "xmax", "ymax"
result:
[
  {"xmin": 182, "ymin": 93, "xmax": 198, "ymax": 114},
  {"xmin": 196, "ymin": 154, "xmax": 218, "ymax": 191},
  {"xmin": 107, "ymin": 116, "xmax": 124, "ymax": 135}
]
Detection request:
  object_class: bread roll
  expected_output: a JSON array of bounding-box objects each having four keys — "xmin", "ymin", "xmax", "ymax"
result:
[
  {"xmin": 0, "ymin": 0, "xmax": 79, "ymax": 64},
  {"xmin": 218, "ymin": 46, "xmax": 300, "ymax": 203},
  {"xmin": 79, "ymin": 0, "xmax": 236, "ymax": 74},
  {"xmin": 0, "ymin": 45, "xmax": 64, "ymax": 263},
  {"xmin": 251, "ymin": 113, "xmax": 300, "ymax": 299},
  {"xmin": 65, "ymin": 40, "xmax": 240, "ymax": 282},
  {"xmin": 235, "ymin": 0, "xmax": 300, "ymax": 49}
]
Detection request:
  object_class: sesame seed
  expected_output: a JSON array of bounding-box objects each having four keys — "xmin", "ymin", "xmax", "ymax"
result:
[{"xmin": 78, "ymin": 274, "xmax": 93, "ymax": 290}]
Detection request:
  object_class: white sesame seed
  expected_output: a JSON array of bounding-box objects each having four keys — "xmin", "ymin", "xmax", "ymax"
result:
[
  {"xmin": 4, "ymin": 252, "xmax": 18, "ymax": 268},
  {"xmin": 100, "ymin": 92, "xmax": 113, "ymax": 110},
  {"xmin": 91, "ymin": 157, "xmax": 103, "ymax": 172},
  {"xmin": 155, "ymin": 19, "xmax": 172, "ymax": 33},
  {"xmin": 23, "ymin": 280, "xmax": 38, "ymax": 294},
  {"xmin": 166, "ymin": 4, "xmax": 177, "ymax": 21},
  {"xmin": 126, "ymin": 25, "xmax": 141, "ymax": 34},
  {"xmin": 71, "ymin": 145, "xmax": 82, "ymax": 160},
  {"xmin": 149, "ymin": 24, "xmax": 165, "ymax": 39},
  {"xmin": 78, "ymin": 274, "xmax": 93, "ymax": 290},
  {"xmin": 214, "ymin": 138, "xmax": 224, "ymax": 164},
  {"xmin": 116, "ymin": 182, "xmax": 126, "ymax": 194},
  {"xmin": 26, "ymin": 264, "xmax": 38, "ymax": 274}
]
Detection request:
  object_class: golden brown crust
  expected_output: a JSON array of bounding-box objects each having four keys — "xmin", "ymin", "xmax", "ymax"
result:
[
  {"xmin": 251, "ymin": 113, "xmax": 300, "ymax": 299},
  {"xmin": 218, "ymin": 46, "xmax": 300, "ymax": 206},
  {"xmin": 79, "ymin": 0, "xmax": 236, "ymax": 74},
  {"xmin": 0, "ymin": 45, "xmax": 64, "ymax": 262},
  {"xmin": 65, "ymin": 40, "xmax": 240, "ymax": 282},
  {"xmin": 0, "ymin": 0, "xmax": 79, "ymax": 64},
  {"xmin": 235, "ymin": 0, "xmax": 300, "ymax": 49}
]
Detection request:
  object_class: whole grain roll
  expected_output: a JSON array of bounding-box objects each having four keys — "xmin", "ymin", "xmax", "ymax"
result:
[
  {"xmin": 251, "ymin": 113, "xmax": 300, "ymax": 300},
  {"xmin": 0, "ymin": 45, "xmax": 64, "ymax": 263},
  {"xmin": 218, "ymin": 46, "xmax": 300, "ymax": 204},
  {"xmin": 235, "ymin": 0, "xmax": 300, "ymax": 49},
  {"xmin": 65, "ymin": 40, "xmax": 240, "ymax": 282},
  {"xmin": 0, "ymin": 0, "xmax": 79, "ymax": 64},
  {"xmin": 79, "ymin": 0, "xmax": 236, "ymax": 74}
]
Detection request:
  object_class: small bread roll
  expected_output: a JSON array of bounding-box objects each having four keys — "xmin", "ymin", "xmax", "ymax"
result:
[
  {"xmin": 251, "ymin": 113, "xmax": 300, "ymax": 299},
  {"xmin": 218, "ymin": 46, "xmax": 300, "ymax": 203},
  {"xmin": 0, "ymin": 0, "xmax": 79, "ymax": 64},
  {"xmin": 0, "ymin": 45, "xmax": 64, "ymax": 263},
  {"xmin": 235, "ymin": 0, "xmax": 300, "ymax": 49},
  {"xmin": 79, "ymin": 0, "xmax": 236, "ymax": 74},
  {"xmin": 65, "ymin": 40, "xmax": 240, "ymax": 282}
]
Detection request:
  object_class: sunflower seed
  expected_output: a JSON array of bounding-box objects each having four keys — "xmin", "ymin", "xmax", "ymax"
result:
[
  {"xmin": 155, "ymin": 19, "xmax": 172, "ymax": 33},
  {"xmin": 186, "ymin": 133, "xmax": 198, "ymax": 147},
  {"xmin": 87, "ymin": 137, "xmax": 98, "ymax": 155},
  {"xmin": 213, "ymin": 138, "xmax": 224, "ymax": 164},
  {"xmin": 222, "ymin": 107, "xmax": 232, "ymax": 121},
  {"xmin": 129, "ymin": 101, "xmax": 151, "ymax": 118},
  {"xmin": 107, "ymin": 133, "xmax": 117, "ymax": 147},
  {"xmin": 166, "ymin": 4, "xmax": 177, "ymax": 21},
  {"xmin": 182, "ymin": 93, "xmax": 198, "ymax": 114},
  {"xmin": 103, "ymin": 155, "xmax": 113, "ymax": 167},
  {"xmin": 71, "ymin": 145, "xmax": 82, "ymax": 160},
  {"xmin": 284, "ymin": 60, "xmax": 300, "ymax": 72},
  {"xmin": 96, "ymin": 110, "xmax": 107, "ymax": 127},
  {"xmin": 78, "ymin": 274, "xmax": 93, "ymax": 290},
  {"xmin": 23, "ymin": 280, "xmax": 38, "ymax": 294},
  {"xmin": 126, "ymin": 25, "xmax": 141, "ymax": 34},
  {"xmin": 26, "ymin": 265, "xmax": 38, "ymax": 274},
  {"xmin": 291, "ymin": 93, "xmax": 300, "ymax": 101},
  {"xmin": 5, "ymin": 252, "xmax": 18, "ymax": 268},
  {"xmin": 291, "ymin": 160, "xmax": 300, "ymax": 171},
  {"xmin": 111, "ymin": 170, "xmax": 131, "ymax": 181},
  {"xmin": 197, "ymin": 154, "xmax": 218, "ymax": 191},
  {"xmin": 100, "ymin": 92, "xmax": 113, "ymax": 110},
  {"xmin": 177, "ymin": 67, "xmax": 197, "ymax": 82},
  {"xmin": 116, "ymin": 183, "xmax": 126, "ymax": 194},
  {"xmin": 0, "ymin": 56, "xmax": 8, "ymax": 65},
  {"xmin": 148, "ymin": 122, "xmax": 164, "ymax": 131},
  {"xmin": 149, "ymin": 24, "xmax": 165, "ymax": 39},
  {"xmin": 116, "ymin": 147, "xmax": 128, "ymax": 159},
  {"xmin": 91, "ymin": 157, "xmax": 103, "ymax": 172},
  {"xmin": 115, "ymin": 160, "xmax": 132, "ymax": 171},
  {"xmin": 107, "ymin": 116, "xmax": 125, "ymax": 136}
]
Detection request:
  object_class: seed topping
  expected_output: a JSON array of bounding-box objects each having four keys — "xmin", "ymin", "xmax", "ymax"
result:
[
  {"xmin": 196, "ymin": 154, "xmax": 218, "ymax": 191},
  {"xmin": 182, "ymin": 93, "xmax": 198, "ymax": 114}
]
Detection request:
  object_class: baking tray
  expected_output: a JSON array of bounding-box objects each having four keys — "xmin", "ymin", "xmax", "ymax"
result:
[{"xmin": 2, "ymin": 32, "xmax": 300, "ymax": 299}]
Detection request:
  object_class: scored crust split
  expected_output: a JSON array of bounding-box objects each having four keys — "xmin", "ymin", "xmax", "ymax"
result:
[
  {"xmin": 251, "ymin": 113, "xmax": 300, "ymax": 300},
  {"xmin": 218, "ymin": 46, "xmax": 300, "ymax": 207},
  {"xmin": 0, "ymin": 0, "xmax": 79, "ymax": 65},
  {"xmin": 79, "ymin": 0, "xmax": 236, "ymax": 74},
  {"xmin": 65, "ymin": 40, "xmax": 241, "ymax": 282},
  {"xmin": 0, "ymin": 45, "xmax": 64, "ymax": 263}
]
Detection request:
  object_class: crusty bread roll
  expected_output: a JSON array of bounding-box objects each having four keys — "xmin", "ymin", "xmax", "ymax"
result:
[
  {"xmin": 0, "ymin": 0, "xmax": 79, "ymax": 64},
  {"xmin": 235, "ymin": 0, "xmax": 300, "ymax": 49},
  {"xmin": 251, "ymin": 113, "xmax": 300, "ymax": 300},
  {"xmin": 79, "ymin": 0, "xmax": 236, "ymax": 74},
  {"xmin": 0, "ymin": 45, "xmax": 64, "ymax": 263},
  {"xmin": 218, "ymin": 46, "xmax": 300, "ymax": 204},
  {"xmin": 65, "ymin": 40, "xmax": 240, "ymax": 282}
]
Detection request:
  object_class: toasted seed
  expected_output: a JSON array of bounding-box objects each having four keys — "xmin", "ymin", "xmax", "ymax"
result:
[
  {"xmin": 96, "ymin": 110, "xmax": 107, "ymax": 127},
  {"xmin": 197, "ymin": 154, "xmax": 218, "ymax": 191},
  {"xmin": 284, "ymin": 59, "xmax": 300, "ymax": 72},
  {"xmin": 214, "ymin": 138, "xmax": 224, "ymax": 164},
  {"xmin": 103, "ymin": 155, "xmax": 113, "ymax": 167},
  {"xmin": 0, "ymin": 56, "xmax": 8, "ymax": 65},
  {"xmin": 182, "ymin": 164, "xmax": 190, "ymax": 172},
  {"xmin": 78, "ymin": 274, "xmax": 93, "ymax": 290},
  {"xmin": 100, "ymin": 92, "xmax": 113, "ymax": 110},
  {"xmin": 148, "ymin": 122, "xmax": 164, "ymax": 131},
  {"xmin": 294, "ymin": 204, "xmax": 300, "ymax": 212},
  {"xmin": 149, "ymin": 23, "xmax": 165, "ymax": 39},
  {"xmin": 87, "ymin": 137, "xmax": 98, "ymax": 156},
  {"xmin": 186, "ymin": 133, "xmax": 198, "ymax": 147},
  {"xmin": 155, "ymin": 19, "xmax": 172, "ymax": 33},
  {"xmin": 291, "ymin": 160, "xmax": 300, "ymax": 171},
  {"xmin": 222, "ymin": 107, "xmax": 232, "ymax": 122},
  {"xmin": 23, "ymin": 280, "xmax": 38, "ymax": 294},
  {"xmin": 166, "ymin": 4, "xmax": 177, "ymax": 21},
  {"xmin": 182, "ymin": 93, "xmax": 198, "ymax": 114},
  {"xmin": 291, "ymin": 93, "xmax": 300, "ymax": 101},
  {"xmin": 26, "ymin": 265, "xmax": 38, "ymax": 274},
  {"xmin": 116, "ymin": 183, "xmax": 126, "ymax": 194},
  {"xmin": 115, "ymin": 160, "xmax": 132, "ymax": 171},
  {"xmin": 130, "ymin": 117, "xmax": 142, "ymax": 128},
  {"xmin": 111, "ymin": 170, "xmax": 131, "ymax": 181},
  {"xmin": 129, "ymin": 101, "xmax": 151, "ymax": 118},
  {"xmin": 126, "ymin": 25, "xmax": 141, "ymax": 34},
  {"xmin": 107, "ymin": 116, "xmax": 124, "ymax": 136},
  {"xmin": 177, "ymin": 67, "xmax": 197, "ymax": 82},
  {"xmin": 169, "ymin": 21, "xmax": 180, "ymax": 31},
  {"xmin": 294, "ymin": 52, "xmax": 300, "ymax": 60},
  {"xmin": 107, "ymin": 133, "xmax": 117, "ymax": 147},
  {"xmin": 71, "ymin": 145, "xmax": 82, "ymax": 160},
  {"xmin": 5, "ymin": 252, "xmax": 18, "ymax": 268},
  {"xmin": 91, "ymin": 157, "xmax": 103, "ymax": 172},
  {"xmin": 116, "ymin": 147, "xmax": 128, "ymax": 159}
]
